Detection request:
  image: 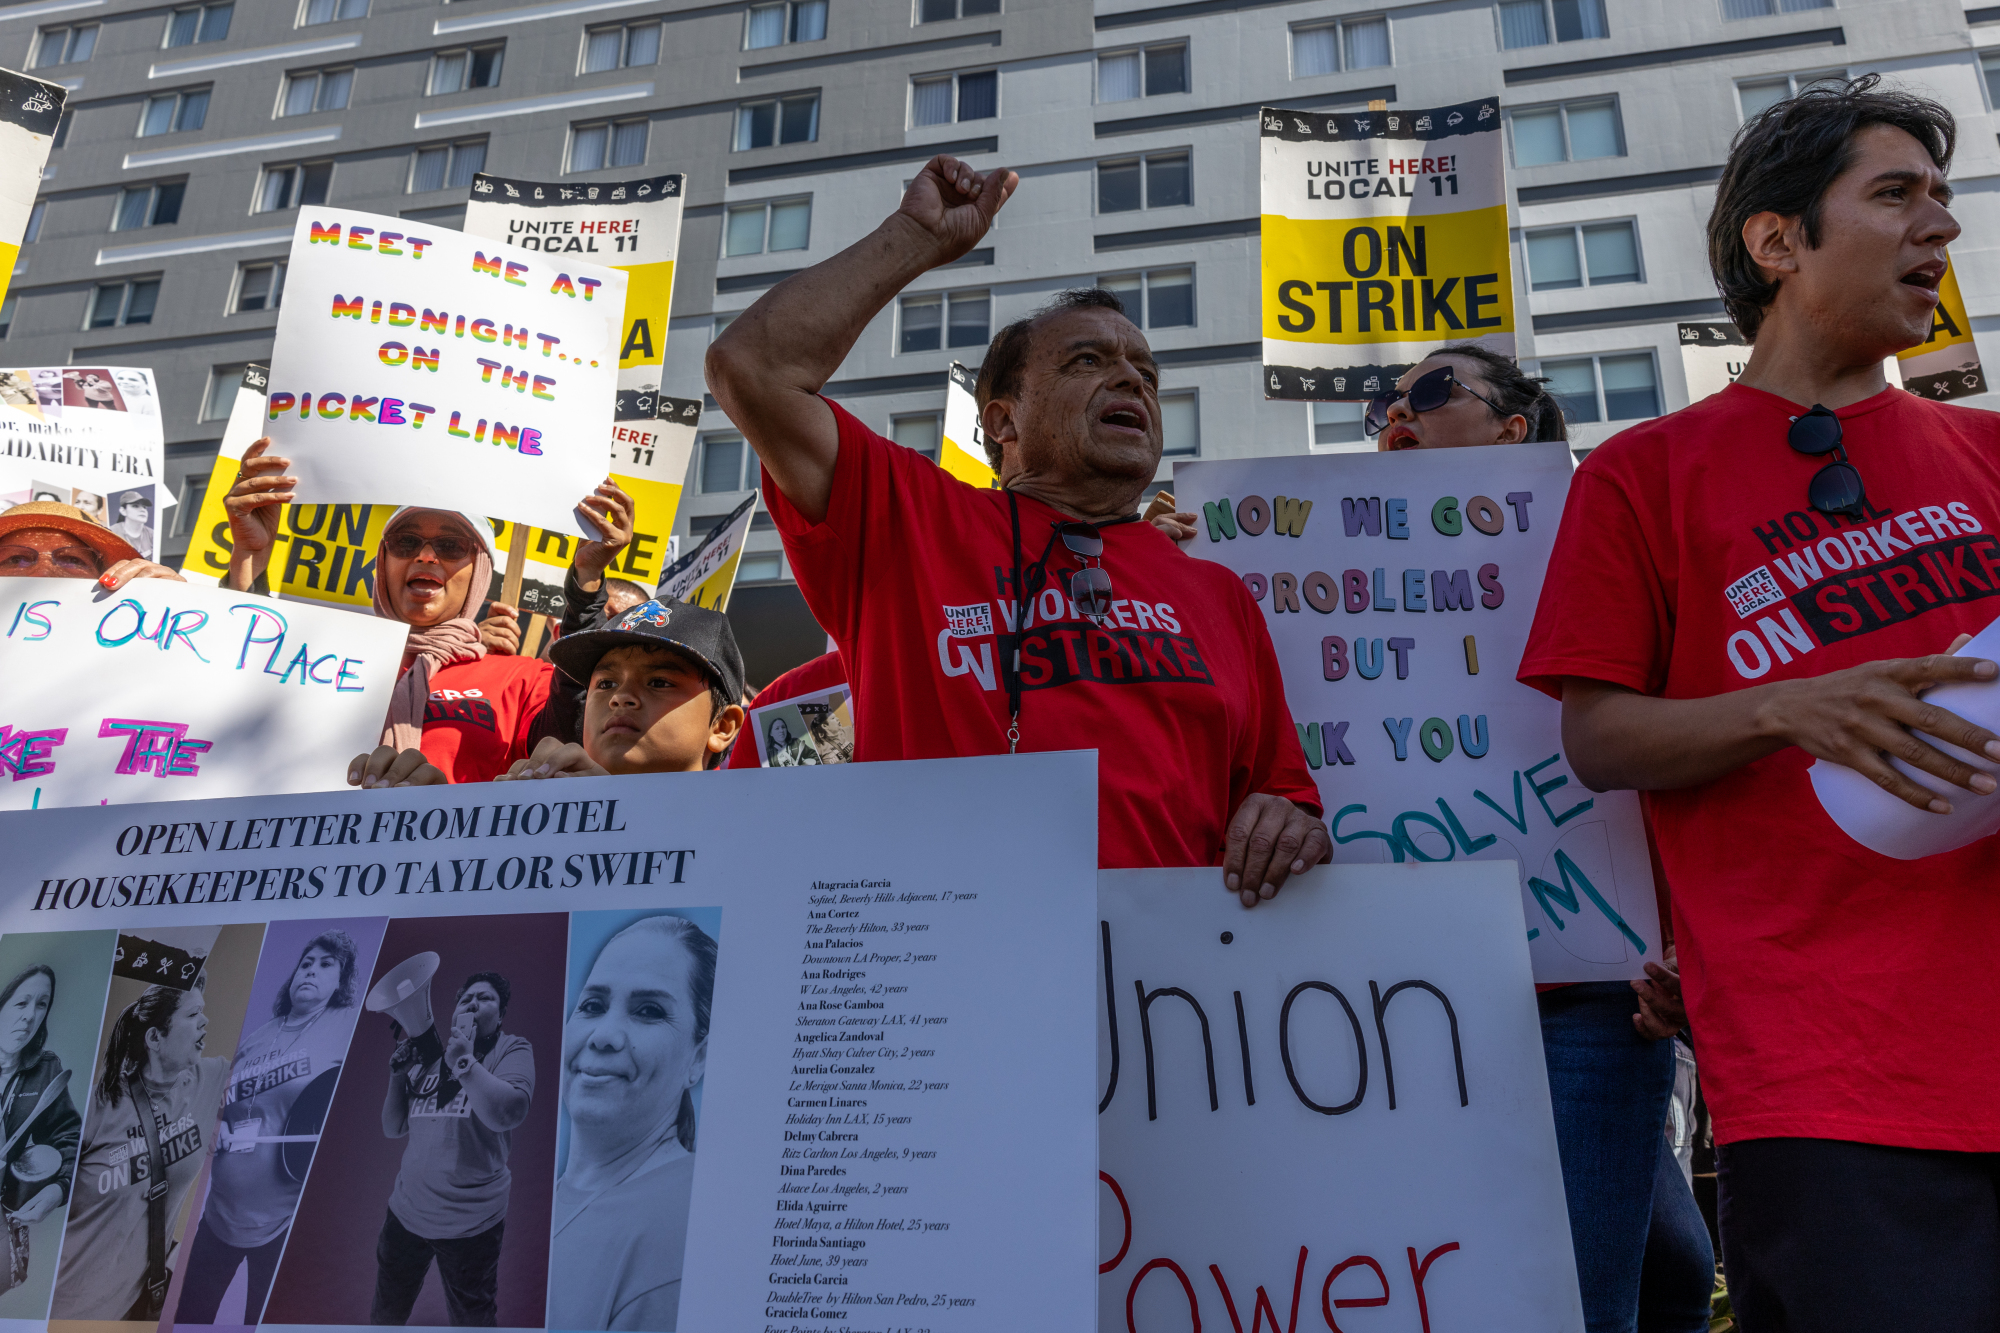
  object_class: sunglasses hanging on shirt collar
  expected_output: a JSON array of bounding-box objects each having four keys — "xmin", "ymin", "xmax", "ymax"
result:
[
  {"xmin": 1787, "ymin": 404, "xmax": 1868, "ymax": 520},
  {"xmin": 1001, "ymin": 491, "xmax": 1142, "ymax": 753}
]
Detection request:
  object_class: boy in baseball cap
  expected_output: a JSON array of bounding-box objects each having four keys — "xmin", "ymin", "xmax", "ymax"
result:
[{"xmin": 495, "ymin": 598, "xmax": 746, "ymax": 780}]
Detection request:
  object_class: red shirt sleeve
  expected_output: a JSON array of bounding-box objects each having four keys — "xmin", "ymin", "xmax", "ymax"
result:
[
  {"xmin": 762, "ymin": 397, "xmax": 969, "ymax": 647},
  {"xmin": 1518, "ymin": 457, "xmax": 1677, "ymax": 701}
]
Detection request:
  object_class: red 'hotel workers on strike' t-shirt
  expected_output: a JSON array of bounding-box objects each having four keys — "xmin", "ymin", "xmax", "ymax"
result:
[
  {"xmin": 764, "ymin": 400, "xmax": 1321, "ymax": 867},
  {"xmin": 418, "ymin": 655, "xmax": 552, "ymax": 784},
  {"xmin": 1519, "ymin": 382, "xmax": 2000, "ymax": 1153}
]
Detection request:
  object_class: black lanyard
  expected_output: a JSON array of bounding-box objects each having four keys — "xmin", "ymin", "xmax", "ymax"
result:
[{"xmin": 1002, "ymin": 489, "xmax": 1140, "ymax": 754}]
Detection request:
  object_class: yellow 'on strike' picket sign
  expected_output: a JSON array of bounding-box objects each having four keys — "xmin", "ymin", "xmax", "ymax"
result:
[{"xmin": 1259, "ymin": 97, "xmax": 1513, "ymax": 402}]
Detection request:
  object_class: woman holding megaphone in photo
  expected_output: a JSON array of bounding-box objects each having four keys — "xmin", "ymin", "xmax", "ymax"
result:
[
  {"xmin": 1366, "ymin": 343, "xmax": 1712, "ymax": 1333},
  {"xmin": 219, "ymin": 438, "xmax": 631, "ymax": 786},
  {"xmin": 363, "ymin": 955, "xmax": 533, "ymax": 1328},
  {"xmin": 0, "ymin": 966, "xmax": 83, "ymax": 1305}
]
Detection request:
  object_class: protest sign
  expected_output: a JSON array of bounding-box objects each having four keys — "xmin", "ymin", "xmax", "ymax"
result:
[
  {"xmin": 1896, "ymin": 256, "xmax": 1985, "ymax": 401},
  {"xmin": 186, "ymin": 371, "xmax": 695, "ymax": 617},
  {"xmin": 1100, "ymin": 865, "xmax": 1583, "ymax": 1331},
  {"xmin": 1678, "ymin": 321, "xmax": 1902, "ymax": 408},
  {"xmin": 0, "ymin": 751, "xmax": 1099, "ymax": 1331},
  {"xmin": 465, "ymin": 172, "xmax": 686, "ymax": 397},
  {"xmin": 1175, "ymin": 447, "xmax": 1662, "ymax": 981},
  {"xmin": 493, "ymin": 391, "xmax": 701, "ymax": 617},
  {"xmin": 265, "ymin": 208, "xmax": 624, "ymax": 535},
  {"xmin": 941, "ymin": 363, "xmax": 997, "ymax": 489},
  {"xmin": 0, "ymin": 68, "xmax": 66, "ymax": 311},
  {"xmin": 0, "ymin": 574, "xmax": 404, "ymax": 810},
  {"xmin": 1260, "ymin": 98, "xmax": 1512, "ymax": 401},
  {"xmin": 659, "ymin": 492, "xmax": 758, "ymax": 610},
  {"xmin": 749, "ymin": 682, "xmax": 855, "ymax": 767},
  {"xmin": 0, "ymin": 366, "xmax": 169, "ymax": 561}
]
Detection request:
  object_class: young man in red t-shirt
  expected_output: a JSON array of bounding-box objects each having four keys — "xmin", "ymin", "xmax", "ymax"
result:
[
  {"xmin": 1521, "ymin": 77, "xmax": 2000, "ymax": 1325},
  {"xmin": 707, "ymin": 157, "xmax": 1325, "ymax": 898}
]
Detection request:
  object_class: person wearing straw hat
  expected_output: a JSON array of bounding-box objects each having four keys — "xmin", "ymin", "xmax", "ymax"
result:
[{"xmin": 0, "ymin": 501, "xmax": 183, "ymax": 588}]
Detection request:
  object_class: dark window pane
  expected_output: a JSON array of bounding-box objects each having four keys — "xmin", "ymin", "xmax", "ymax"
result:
[
  {"xmin": 1143, "ymin": 44, "xmax": 1187, "ymax": 96},
  {"xmin": 1145, "ymin": 153, "xmax": 1189, "ymax": 207},
  {"xmin": 124, "ymin": 280, "xmax": 160, "ymax": 325},
  {"xmin": 956, "ymin": 70, "xmax": 996, "ymax": 121},
  {"xmin": 197, "ymin": 3, "xmax": 231, "ymax": 42},
  {"xmin": 238, "ymin": 266, "xmax": 272, "ymax": 311},
  {"xmin": 70, "ymin": 25, "xmax": 97, "ymax": 62},
  {"xmin": 0, "ymin": 295, "xmax": 14, "ymax": 337},
  {"xmin": 610, "ymin": 120, "xmax": 646, "ymax": 167},
  {"xmin": 51, "ymin": 112, "xmax": 68, "ymax": 149},
  {"xmin": 779, "ymin": 95, "xmax": 816, "ymax": 143},
  {"xmin": 166, "ymin": 10, "xmax": 199, "ymax": 46},
  {"xmin": 151, "ymin": 181, "xmax": 185, "ymax": 225},
  {"xmin": 790, "ymin": 1, "xmax": 825, "ymax": 40},
  {"xmin": 470, "ymin": 47, "xmax": 501, "ymax": 87},
  {"xmin": 411, "ymin": 148, "xmax": 447, "ymax": 193},
  {"xmin": 900, "ymin": 297, "xmax": 941, "ymax": 353},
  {"xmin": 946, "ymin": 291, "xmax": 988, "ymax": 347},
  {"xmin": 745, "ymin": 101, "xmax": 776, "ymax": 148},
  {"xmin": 88, "ymin": 285, "xmax": 123, "ymax": 328},
  {"xmin": 918, "ymin": 0, "xmax": 955, "ymax": 21},
  {"xmin": 1552, "ymin": 0, "xmax": 1607, "ymax": 40},
  {"xmin": 446, "ymin": 140, "xmax": 485, "ymax": 188},
  {"xmin": 1147, "ymin": 270, "xmax": 1193, "ymax": 327},
  {"xmin": 961, "ymin": 0, "xmax": 999, "ymax": 13},
  {"xmin": 176, "ymin": 90, "xmax": 209, "ymax": 131},
  {"xmin": 701, "ymin": 438, "xmax": 744, "ymax": 492},
  {"xmin": 1098, "ymin": 159, "xmax": 1140, "ymax": 213},
  {"xmin": 299, "ymin": 161, "xmax": 333, "ymax": 206},
  {"xmin": 115, "ymin": 190, "xmax": 151, "ymax": 231}
]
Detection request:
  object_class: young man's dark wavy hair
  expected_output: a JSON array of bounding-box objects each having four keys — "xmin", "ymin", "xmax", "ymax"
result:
[{"xmin": 1708, "ymin": 74, "xmax": 1955, "ymax": 341}]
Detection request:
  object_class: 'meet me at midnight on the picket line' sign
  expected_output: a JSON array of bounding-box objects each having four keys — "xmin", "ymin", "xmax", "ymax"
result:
[{"xmin": 265, "ymin": 207, "xmax": 624, "ymax": 535}]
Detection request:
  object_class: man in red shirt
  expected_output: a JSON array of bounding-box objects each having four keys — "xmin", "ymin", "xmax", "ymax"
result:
[
  {"xmin": 707, "ymin": 156, "xmax": 1325, "ymax": 900},
  {"xmin": 1521, "ymin": 77, "xmax": 2000, "ymax": 1325}
]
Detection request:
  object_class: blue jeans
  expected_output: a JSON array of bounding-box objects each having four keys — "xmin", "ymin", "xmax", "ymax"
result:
[{"xmin": 1541, "ymin": 982, "xmax": 1711, "ymax": 1333}]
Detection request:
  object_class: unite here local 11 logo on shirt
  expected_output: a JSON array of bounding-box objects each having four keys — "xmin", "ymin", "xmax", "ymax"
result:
[
  {"xmin": 935, "ymin": 584, "xmax": 1204, "ymax": 694},
  {"xmin": 1719, "ymin": 497, "xmax": 1995, "ymax": 680}
]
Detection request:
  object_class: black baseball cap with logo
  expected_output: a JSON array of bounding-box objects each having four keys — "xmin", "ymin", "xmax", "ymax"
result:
[{"xmin": 551, "ymin": 598, "xmax": 747, "ymax": 702}]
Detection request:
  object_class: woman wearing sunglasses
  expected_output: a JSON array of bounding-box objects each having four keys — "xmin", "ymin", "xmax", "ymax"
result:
[
  {"xmin": 221, "ymin": 437, "xmax": 591, "ymax": 785},
  {"xmin": 1365, "ymin": 343, "xmax": 1568, "ymax": 451},
  {"xmin": 1369, "ymin": 342, "xmax": 1715, "ymax": 1333}
]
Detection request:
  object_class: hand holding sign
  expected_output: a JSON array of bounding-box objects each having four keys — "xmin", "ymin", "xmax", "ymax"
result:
[{"xmin": 573, "ymin": 479, "xmax": 636, "ymax": 587}]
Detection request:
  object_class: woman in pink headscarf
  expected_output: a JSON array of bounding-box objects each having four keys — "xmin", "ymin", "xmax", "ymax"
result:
[{"xmin": 222, "ymin": 439, "xmax": 559, "ymax": 785}]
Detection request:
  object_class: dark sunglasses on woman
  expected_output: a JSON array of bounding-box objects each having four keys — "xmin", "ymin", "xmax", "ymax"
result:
[
  {"xmin": 1363, "ymin": 364, "xmax": 1509, "ymax": 437},
  {"xmin": 383, "ymin": 532, "xmax": 475, "ymax": 561}
]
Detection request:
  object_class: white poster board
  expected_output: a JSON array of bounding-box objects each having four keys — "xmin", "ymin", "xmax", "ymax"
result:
[
  {"xmin": 658, "ymin": 491, "xmax": 758, "ymax": 610},
  {"xmin": 1261, "ymin": 99, "xmax": 1513, "ymax": 401},
  {"xmin": 0, "ymin": 366, "xmax": 169, "ymax": 561},
  {"xmin": 0, "ymin": 575, "xmax": 405, "ymax": 809},
  {"xmin": 265, "ymin": 207, "xmax": 624, "ymax": 535},
  {"xmin": 464, "ymin": 171, "xmax": 686, "ymax": 398},
  {"xmin": 0, "ymin": 752, "xmax": 1098, "ymax": 1331},
  {"xmin": 1678, "ymin": 320, "xmax": 1901, "ymax": 409},
  {"xmin": 1175, "ymin": 446, "xmax": 1662, "ymax": 981},
  {"xmin": 940, "ymin": 362, "xmax": 996, "ymax": 490},
  {"xmin": 1099, "ymin": 865, "xmax": 1583, "ymax": 1331}
]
